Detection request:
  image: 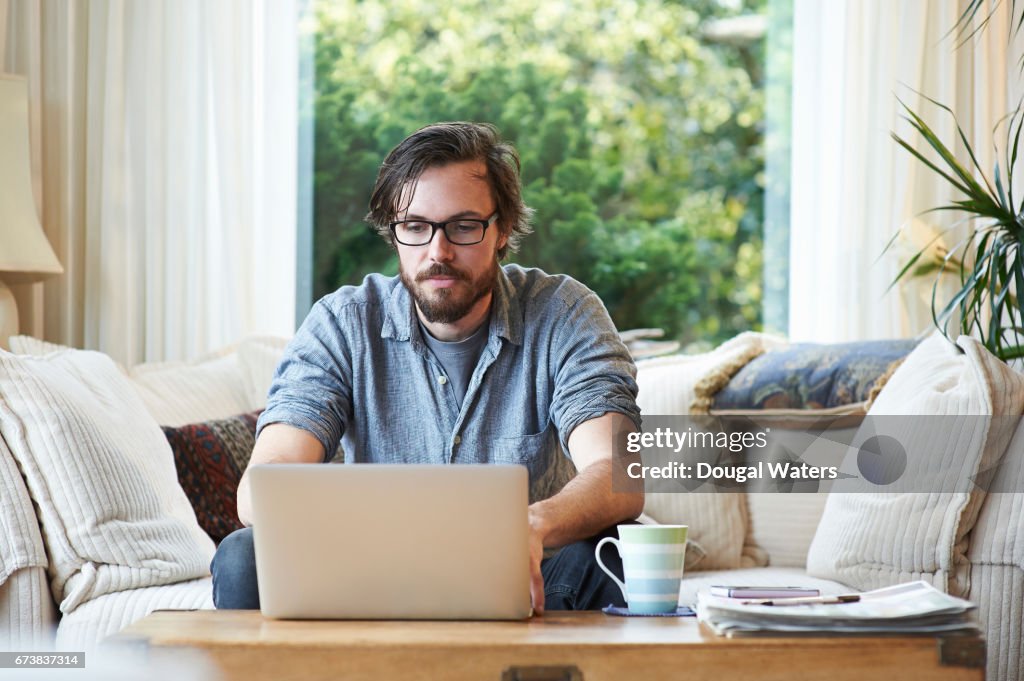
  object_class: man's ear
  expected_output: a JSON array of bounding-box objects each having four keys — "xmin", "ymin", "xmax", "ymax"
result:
[{"xmin": 496, "ymin": 229, "xmax": 509, "ymax": 252}]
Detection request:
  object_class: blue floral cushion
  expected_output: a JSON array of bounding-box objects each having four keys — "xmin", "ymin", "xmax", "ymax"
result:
[{"xmin": 712, "ymin": 339, "xmax": 919, "ymax": 411}]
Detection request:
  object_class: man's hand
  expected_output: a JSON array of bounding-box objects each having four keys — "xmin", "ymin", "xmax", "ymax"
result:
[
  {"xmin": 524, "ymin": 412, "xmax": 643, "ymax": 615},
  {"xmin": 527, "ymin": 516, "xmax": 547, "ymax": 615}
]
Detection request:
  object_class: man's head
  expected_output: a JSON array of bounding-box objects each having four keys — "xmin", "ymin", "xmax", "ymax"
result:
[
  {"xmin": 366, "ymin": 122, "xmax": 533, "ymax": 259},
  {"xmin": 365, "ymin": 123, "xmax": 534, "ymax": 329}
]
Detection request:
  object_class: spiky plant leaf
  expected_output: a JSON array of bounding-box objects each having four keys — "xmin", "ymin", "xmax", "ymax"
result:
[{"xmin": 892, "ymin": 96, "xmax": 1024, "ymax": 359}]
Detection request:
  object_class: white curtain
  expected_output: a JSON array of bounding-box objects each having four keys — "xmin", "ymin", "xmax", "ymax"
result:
[
  {"xmin": 789, "ymin": 0, "xmax": 1024, "ymax": 342},
  {"xmin": 1, "ymin": 0, "xmax": 297, "ymax": 364}
]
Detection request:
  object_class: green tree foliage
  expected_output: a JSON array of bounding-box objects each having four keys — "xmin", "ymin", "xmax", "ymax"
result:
[{"xmin": 310, "ymin": 0, "xmax": 765, "ymax": 345}]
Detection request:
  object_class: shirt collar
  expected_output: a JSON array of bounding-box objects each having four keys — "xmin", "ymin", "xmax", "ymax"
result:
[{"xmin": 381, "ymin": 266, "xmax": 522, "ymax": 346}]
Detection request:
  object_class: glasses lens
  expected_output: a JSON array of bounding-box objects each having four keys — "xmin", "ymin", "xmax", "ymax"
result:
[
  {"xmin": 446, "ymin": 220, "xmax": 485, "ymax": 244},
  {"xmin": 393, "ymin": 221, "xmax": 432, "ymax": 245}
]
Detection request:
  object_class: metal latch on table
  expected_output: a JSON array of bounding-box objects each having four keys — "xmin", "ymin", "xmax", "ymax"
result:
[
  {"xmin": 502, "ymin": 665, "xmax": 583, "ymax": 681},
  {"xmin": 938, "ymin": 636, "xmax": 986, "ymax": 668}
]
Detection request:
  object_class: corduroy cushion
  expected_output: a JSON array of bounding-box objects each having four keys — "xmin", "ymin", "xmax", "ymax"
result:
[
  {"xmin": 0, "ymin": 349, "xmax": 215, "ymax": 614},
  {"xmin": 163, "ymin": 411, "xmax": 261, "ymax": 544},
  {"xmin": 0, "ymin": 434, "xmax": 52, "ymax": 649},
  {"xmin": 0, "ymin": 435, "xmax": 47, "ymax": 589},
  {"xmin": 807, "ymin": 334, "xmax": 1024, "ymax": 596}
]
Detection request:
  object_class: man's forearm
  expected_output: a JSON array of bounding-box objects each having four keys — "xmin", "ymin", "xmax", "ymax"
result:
[
  {"xmin": 528, "ymin": 458, "xmax": 643, "ymax": 549},
  {"xmin": 236, "ymin": 423, "xmax": 326, "ymax": 527}
]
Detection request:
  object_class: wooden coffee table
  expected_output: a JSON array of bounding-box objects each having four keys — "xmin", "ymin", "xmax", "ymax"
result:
[{"xmin": 106, "ymin": 610, "xmax": 984, "ymax": 681}]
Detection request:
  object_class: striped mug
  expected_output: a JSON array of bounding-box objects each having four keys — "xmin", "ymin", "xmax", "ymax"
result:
[{"xmin": 595, "ymin": 525, "xmax": 688, "ymax": 614}]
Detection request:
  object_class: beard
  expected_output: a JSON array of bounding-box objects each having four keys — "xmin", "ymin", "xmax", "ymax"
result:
[{"xmin": 400, "ymin": 258, "xmax": 499, "ymax": 325}]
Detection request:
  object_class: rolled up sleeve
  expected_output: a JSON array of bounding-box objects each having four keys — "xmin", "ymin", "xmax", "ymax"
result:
[
  {"xmin": 257, "ymin": 300, "xmax": 353, "ymax": 461},
  {"xmin": 548, "ymin": 292, "xmax": 641, "ymax": 452}
]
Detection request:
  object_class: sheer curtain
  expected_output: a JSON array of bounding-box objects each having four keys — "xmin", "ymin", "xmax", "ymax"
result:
[
  {"xmin": 1, "ymin": 0, "xmax": 297, "ymax": 364},
  {"xmin": 788, "ymin": 0, "xmax": 1024, "ymax": 342}
]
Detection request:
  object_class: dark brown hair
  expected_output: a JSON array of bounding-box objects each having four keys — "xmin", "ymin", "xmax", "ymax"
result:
[{"xmin": 365, "ymin": 122, "xmax": 534, "ymax": 259}]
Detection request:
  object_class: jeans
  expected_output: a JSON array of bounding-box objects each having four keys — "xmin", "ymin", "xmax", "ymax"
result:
[{"xmin": 211, "ymin": 524, "xmax": 627, "ymax": 611}]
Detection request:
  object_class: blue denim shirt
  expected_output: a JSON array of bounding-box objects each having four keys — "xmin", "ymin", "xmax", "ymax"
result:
[{"xmin": 257, "ymin": 265, "xmax": 640, "ymax": 503}]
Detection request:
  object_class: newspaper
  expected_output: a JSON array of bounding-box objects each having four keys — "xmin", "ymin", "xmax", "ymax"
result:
[{"xmin": 696, "ymin": 581, "xmax": 979, "ymax": 637}]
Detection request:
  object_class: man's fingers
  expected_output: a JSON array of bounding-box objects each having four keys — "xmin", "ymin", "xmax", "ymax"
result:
[{"xmin": 531, "ymin": 571, "xmax": 545, "ymax": 615}]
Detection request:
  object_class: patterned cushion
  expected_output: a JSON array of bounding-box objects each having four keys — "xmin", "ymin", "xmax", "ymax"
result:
[
  {"xmin": 163, "ymin": 411, "xmax": 261, "ymax": 544},
  {"xmin": 712, "ymin": 339, "xmax": 918, "ymax": 411}
]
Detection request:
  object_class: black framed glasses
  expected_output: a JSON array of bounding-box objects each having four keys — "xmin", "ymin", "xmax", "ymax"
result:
[{"xmin": 389, "ymin": 213, "xmax": 498, "ymax": 246}]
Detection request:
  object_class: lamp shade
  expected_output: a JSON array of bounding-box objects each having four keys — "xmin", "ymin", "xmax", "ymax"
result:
[{"xmin": 0, "ymin": 75, "xmax": 62, "ymax": 284}]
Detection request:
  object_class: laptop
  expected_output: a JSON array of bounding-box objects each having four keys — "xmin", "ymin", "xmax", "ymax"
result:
[{"xmin": 248, "ymin": 463, "xmax": 532, "ymax": 620}]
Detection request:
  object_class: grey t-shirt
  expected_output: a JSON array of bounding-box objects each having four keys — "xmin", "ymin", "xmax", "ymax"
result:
[{"xmin": 418, "ymin": 318, "xmax": 490, "ymax": 408}]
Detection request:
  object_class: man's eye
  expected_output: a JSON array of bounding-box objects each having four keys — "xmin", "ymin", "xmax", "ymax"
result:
[
  {"xmin": 452, "ymin": 222, "xmax": 481, "ymax": 233},
  {"xmin": 403, "ymin": 223, "xmax": 430, "ymax": 233}
]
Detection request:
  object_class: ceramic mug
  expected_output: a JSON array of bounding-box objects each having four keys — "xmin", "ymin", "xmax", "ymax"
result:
[{"xmin": 595, "ymin": 524, "xmax": 688, "ymax": 614}]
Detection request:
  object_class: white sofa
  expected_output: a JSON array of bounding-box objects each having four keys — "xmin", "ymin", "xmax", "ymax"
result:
[{"xmin": 0, "ymin": 332, "xmax": 1021, "ymax": 681}]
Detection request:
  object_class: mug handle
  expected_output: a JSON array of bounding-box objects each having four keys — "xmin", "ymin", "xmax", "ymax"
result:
[{"xmin": 594, "ymin": 537, "xmax": 628, "ymax": 603}]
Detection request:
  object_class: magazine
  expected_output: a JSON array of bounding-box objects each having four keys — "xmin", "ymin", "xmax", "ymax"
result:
[{"xmin": 696, "ymin": 581, "xmax": 979, "ymax": 637}]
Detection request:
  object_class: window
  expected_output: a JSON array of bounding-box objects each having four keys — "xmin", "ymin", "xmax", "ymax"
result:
[{"xmin": 301, "ymin": 0, "xmax": 778, "ymax": 348}]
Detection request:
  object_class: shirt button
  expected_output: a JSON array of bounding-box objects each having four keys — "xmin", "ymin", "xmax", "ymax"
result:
[
  {"xmin": 454, "ymin": 435, "xmax": 462, "ymax": 445},
  {"xmin": 438, "ymin": 375, "xmax": 448, "ymax": 385}
]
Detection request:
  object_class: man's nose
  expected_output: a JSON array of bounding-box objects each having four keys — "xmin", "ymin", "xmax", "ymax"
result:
[{"xmin": 427, "ymin": 227, "xmax": 455, "ymax": 261}]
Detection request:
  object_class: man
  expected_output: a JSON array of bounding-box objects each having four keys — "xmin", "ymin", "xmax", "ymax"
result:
[{"xmin": 212, "ymin": 122, "xmax": 643, "ymax": 613}]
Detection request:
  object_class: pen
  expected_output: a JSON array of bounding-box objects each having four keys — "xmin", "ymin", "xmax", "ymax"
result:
[{"xmin": 740, "ymin": 594, "xmax": 861, "ymax": 607}]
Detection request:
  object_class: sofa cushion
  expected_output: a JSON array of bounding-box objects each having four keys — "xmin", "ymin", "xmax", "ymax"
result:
[
  {"xmin": 806, "ymin": 334, "xmax": 1024, "ymax": 596},
  {"xmin": 635, "ymin": 333, "xmax": 785, "ymax": 570},
  {"xmin": 55, "ymin": 576, "xmax": 213, "ymax": 651},
  {"xmin": 639, "ymin": 492, "xmax": 752, "ymax": 570},
  {"xmin": 710, "ymin": 339, "xmax": 917, "ymax": 414},
  {"xmin": 746, "ymin": 492, "xmax": 830, "ymax": 567},
  {"xmin": 966, "ymin": 563, "xmax": 1024, "ymax": 681},
  {"xmin": 965, "ymin": 418, "xmax": 1024, "ymax": 677},
  {"xmin": 237, "ymin": 336, "xmax": 289, "ymax": 409},
  {"xmin": 0, "ymin": 435, "xmax": 47, "ymax": 586},
  {"xmin": 0, "ymin": 433, "xmax": 51, "ymax": 650},
  {"xmin": 737, "ymin": 421, "xmax": 862, "ymax": 568},
  {"xmin": 0, "ymin": 349, "xmax": 216, "ymax": 614},
  {"xmin": 0, "ymin": 566, "xmax": 56, "ymax": 649},
  {"xmin": 7, "ymin": 335, "xmax": 255, "ymax": 427},
  {"xmin": 128, "ymin": 350, "xmax": 252, "ymax": 427},
  {"xmin": 967, "ymin": 417, "xmax": 1024, "ymax": 569},
  {"xmin": 8, "ymin": 335, "xmax": 75, "ymax": 357},
  {"xmin": 164, "ymin": 411, "xmax": 261, "ymax": 544},
  {"xmin": 634, "ymin": 332, "xmax": 786, "ymax": 416}
]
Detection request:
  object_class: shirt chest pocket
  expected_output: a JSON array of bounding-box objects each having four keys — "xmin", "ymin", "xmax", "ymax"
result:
[{"xmin": 490, "ymin": 425, "xmax": 555, "ymax": 472}]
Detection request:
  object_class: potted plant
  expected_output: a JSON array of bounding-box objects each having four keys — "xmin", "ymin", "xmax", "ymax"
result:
[{"xmin": 889, "ymin": 1, "xmax": 1024, "ymax": 361}]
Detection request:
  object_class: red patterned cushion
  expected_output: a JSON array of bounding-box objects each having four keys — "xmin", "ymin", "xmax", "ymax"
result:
[{"xmin": 162, "ymin": 411, "xmax": 261, "ymax": 544}]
